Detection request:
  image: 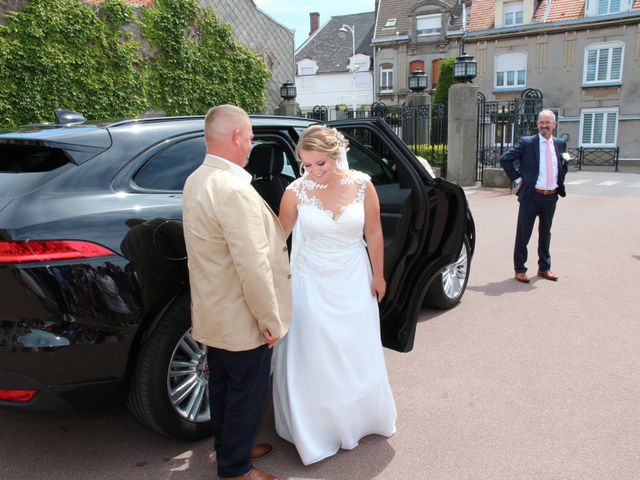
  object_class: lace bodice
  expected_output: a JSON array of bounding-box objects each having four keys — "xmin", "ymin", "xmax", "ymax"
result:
[{"xmin": 287, "ymin": 170, "xmax": 370, "ymax": 274}]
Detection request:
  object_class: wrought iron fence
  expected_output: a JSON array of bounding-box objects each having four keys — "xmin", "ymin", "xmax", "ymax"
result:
[
  {"xmin": 577, "ymin": 147, "xmax": 619, "ymax": 171},
  {"xmin": 369, "ymin": 102, "xmax": 448, "ymax": 168},
  {"xmin": 476, "ymin": 89, "xmax": 543, "ymax": 182}
]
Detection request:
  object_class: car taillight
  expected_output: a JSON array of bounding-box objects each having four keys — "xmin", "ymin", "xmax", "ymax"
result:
[
  {"xmin": 0, "ymin": 240, "xmax": 115, "ymax": 264},
  {"xmin": 0, "ymin": 389, "xmax": 37, "ymax": 402}
]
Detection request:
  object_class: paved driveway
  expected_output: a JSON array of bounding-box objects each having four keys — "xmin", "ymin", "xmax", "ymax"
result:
[{"xmin": 1, "ymin": 184, "xmax": 639, "ymax": 480}]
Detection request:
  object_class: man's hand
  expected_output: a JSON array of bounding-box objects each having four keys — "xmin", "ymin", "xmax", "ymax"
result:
[
  {"xmin": 262, "ymin": 330, "xmax": 279, "ymax": 348},
  {"xmin": 513, "ymin": 177, "xmax": 523, "ymax": 195}
]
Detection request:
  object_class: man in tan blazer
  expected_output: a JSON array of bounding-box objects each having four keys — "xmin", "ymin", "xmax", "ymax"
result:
[{"xmin": 183, "ymin": 104, "xmax": 291, "ymax": 480}]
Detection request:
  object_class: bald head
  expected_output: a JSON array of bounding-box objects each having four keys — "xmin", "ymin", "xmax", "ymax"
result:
[{"xmin": 204, "ymin": 104, "xmax": 253, "ymax": 166}]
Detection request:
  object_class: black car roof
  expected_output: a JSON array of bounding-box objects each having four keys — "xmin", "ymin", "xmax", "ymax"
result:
[{"xmin": 0, "ymin": 114, "xmax": 318, "ymax": 147}]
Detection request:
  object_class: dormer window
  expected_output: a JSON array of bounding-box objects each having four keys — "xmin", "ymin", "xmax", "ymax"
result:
[
  {"xmin": 504, "ymin": 1, "xmax": 524, "ymax": 26},
  {"xmin": 383, "ymin": 18, "xmax": 397, "ymax": 29},
  {"xmin": 416, "ymin": 14, "xmax": 441, "ymax": 37},
  {"xmin": 586, "ymin": 0, "xmax": 632, "ymax": 16}
]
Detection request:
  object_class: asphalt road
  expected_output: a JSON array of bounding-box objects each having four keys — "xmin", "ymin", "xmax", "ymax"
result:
[{"xmin": 2, "ymin": 172, "xmax": 639, "ymax": 479}]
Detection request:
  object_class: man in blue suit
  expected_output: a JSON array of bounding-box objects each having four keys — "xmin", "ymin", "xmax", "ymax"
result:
[{"xmin": 500, "ymin": 109, "xmax": 569, "ymax": 283}]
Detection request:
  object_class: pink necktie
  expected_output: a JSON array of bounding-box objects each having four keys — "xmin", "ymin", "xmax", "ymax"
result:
[{"xmin": 546, "ymin": 140, "xmax": 554, "ymax": 189}]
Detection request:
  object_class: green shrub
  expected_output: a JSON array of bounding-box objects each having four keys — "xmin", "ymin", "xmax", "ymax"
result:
[
  {"xmin": 141, "ymin": 0, "xmax": 270, "ymax": 115},
  {"xmin": 411, "ymin": 144, "xmax": 447, "ymax": 166},
  {"xmin": 0, "ymin": 0, "xmax": 145, "ymax": 127}
]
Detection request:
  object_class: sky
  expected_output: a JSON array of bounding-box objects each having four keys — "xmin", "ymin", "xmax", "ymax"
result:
[{"xmin": 254, "ymin": 0, "xmax": 376, "ymax": 48}]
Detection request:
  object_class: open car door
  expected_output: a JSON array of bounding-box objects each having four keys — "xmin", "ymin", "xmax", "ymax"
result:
[{"xmin": 327, "ymin": 117, "xmax": 471, "ymax": 352}]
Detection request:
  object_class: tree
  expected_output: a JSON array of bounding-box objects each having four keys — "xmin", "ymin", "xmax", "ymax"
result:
[
  {"xmin": 0, "ymin": 0, "xmax": 145, "ymax": 127},
  {"xmin": 141, "ymin": 0, "xmax": 271, "ymax": 115},
  {"xmin": 430, "ymin": 57, "xmax": 456, "ymax": 145}
]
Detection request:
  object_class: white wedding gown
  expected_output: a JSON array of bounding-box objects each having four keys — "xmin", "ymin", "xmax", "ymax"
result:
[{"xmin": 272, "ymin": 170, "xmax": 397, "ymax": 465}]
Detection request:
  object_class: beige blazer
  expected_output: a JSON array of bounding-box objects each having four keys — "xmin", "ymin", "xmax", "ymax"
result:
[{"xmin": 182, "ymin": 155, "xmax": 291, "ymax": 351}]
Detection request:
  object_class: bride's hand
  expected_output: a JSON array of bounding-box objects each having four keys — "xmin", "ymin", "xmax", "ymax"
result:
[{"xmin": 371, "ymin": 276, "xmax": 386, "ymax": 302}]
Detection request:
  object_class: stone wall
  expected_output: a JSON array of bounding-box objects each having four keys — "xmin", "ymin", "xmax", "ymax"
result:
[
  {"xmin": 0, "ymin": 0, "xmax": 27, "ymax": 22},
  {"xmin": 201, "ymin": 0, "xmax": 294, "ymax": 114}
]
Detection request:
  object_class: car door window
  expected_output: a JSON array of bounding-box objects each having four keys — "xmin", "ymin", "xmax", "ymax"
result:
[
  {"xmin": 340, "ymin": 128, "xmax": 399, "ymax": 185},
  {"xmin": 134, "ymin": 136, "xmax": 205, "ymax": 191}
]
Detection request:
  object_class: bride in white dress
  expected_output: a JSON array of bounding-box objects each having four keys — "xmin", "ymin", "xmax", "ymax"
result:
[{"xmin": 272, "ymin": 125, "xmax": 396, "ymax": 465}]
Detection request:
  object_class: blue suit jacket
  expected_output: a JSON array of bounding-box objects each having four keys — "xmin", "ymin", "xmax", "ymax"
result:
[{"xmin": 499, "ymin": 134, "xmax": 568, "ymax": 202}]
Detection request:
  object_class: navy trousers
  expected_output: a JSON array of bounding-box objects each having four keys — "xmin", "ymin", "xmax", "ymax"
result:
[
  {"xmin": 207, "ymin": 344, "xmax": 272, "ymax": 478},
  {"xmin": 514, "ymin": 192, "xmax": 558, "ymax": 273}
]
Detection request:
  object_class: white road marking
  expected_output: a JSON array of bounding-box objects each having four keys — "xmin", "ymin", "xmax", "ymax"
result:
[
  {"xmin": 565, "ymin": 179, "xmax": 592, "ymax": 185},
  {"xmin": 597, "ymin": 181, "xmax": 620, "ymax": 186}
]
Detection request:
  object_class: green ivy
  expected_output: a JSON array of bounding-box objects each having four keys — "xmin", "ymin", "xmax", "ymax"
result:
[
  {"xmin": 0, "ymin": 0, "xmax": 272, "ymax": 127},
  {"xmin": 141, "ymin": 0, "xmax": 270, "ymax": 115},
  {"xmin": 0, "ymin": 0, "xmax": 145, "ymax": 127}
]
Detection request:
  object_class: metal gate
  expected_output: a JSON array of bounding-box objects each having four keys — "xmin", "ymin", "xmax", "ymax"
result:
[
  {"xmin": 370, "ymin": 102, "xmax": 448, "ymax": 168},
  {"xmin": 476, "ymin": 88, "xmax": 543, "ymax": 181}
]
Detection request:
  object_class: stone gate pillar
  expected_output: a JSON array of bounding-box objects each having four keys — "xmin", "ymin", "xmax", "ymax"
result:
[{"xmin": 447, "ymin": 83, "xmax": 479, "ymax": 186}]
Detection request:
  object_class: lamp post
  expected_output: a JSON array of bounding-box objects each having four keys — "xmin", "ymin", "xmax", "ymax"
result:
[{"xmin": 337, "ymin": 24, "xmax": 357, "ymax": 114}]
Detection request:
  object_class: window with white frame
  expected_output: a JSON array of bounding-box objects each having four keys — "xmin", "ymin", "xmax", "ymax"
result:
[
  {"xmin": 299, "ymin": 66, "xmax": 315, "ymax": 89},
  {"xmin": 380, "ymin": 67, "xmax": 393, "ymax": 92},
  {"xmin": 504, "ymin": 1, "xmax": 524, "ymax": 25},
  {"xmin": 495, "ymin": 52, "xmax": 526, "ymax": 89},
  {"xmin": 416, "ymin": 14, "xmax": 441, "ymax": 37},
  {"xmin": 586, "ymin": 0, "xmax": 631, "ymax": 16},
  {"xmin": 580, "ymin": 108, "xmax": 618, "ymax": 146},
  {"xmin": 583, "ymin": 42, "xmax": 623, "ymax": 84},
  {"xmin": 383, "ymin": 18, "xmax": 397, "ymax": 29}
]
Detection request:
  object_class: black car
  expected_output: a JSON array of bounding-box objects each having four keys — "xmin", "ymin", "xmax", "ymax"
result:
[{"xmin": 0, "ymin": 112, "xmax": 475, "ymax": 440}]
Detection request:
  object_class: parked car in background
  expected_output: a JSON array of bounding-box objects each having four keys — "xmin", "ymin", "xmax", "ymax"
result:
[{"xmin": 0, "ymin": 112, "xmax": 475, "ymax": 440}]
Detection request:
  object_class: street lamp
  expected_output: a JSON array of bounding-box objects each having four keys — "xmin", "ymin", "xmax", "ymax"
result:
[
  {"xmin": 279, "ymin": 81, "xmax": 297, "ymax": 100},
  {"xmin": 337, "ymin": 24, "xmax": 357, "ymax": 113},
  {"xmin": 408, "ymin": 69, "xmax": 428, "ymax": 92},
  {"xmin": 453, "ymin": 54, "xmax": 477, "ymax": 83}
]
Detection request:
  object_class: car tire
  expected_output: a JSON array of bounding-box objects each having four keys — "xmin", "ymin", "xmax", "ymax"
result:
[
  {"xmin": 424, "ymin": 236, "xmax": 471, "ymax": 310},
  {"xmin": 127, "ymin": 294, "xmax": 213, "ymax": 441}
]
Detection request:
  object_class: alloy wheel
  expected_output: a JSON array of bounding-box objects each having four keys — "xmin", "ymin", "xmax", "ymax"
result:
[
  {"xmin": 167, "ymin": 330, "xmax": 210, "ymax": 423},
  {"xmin": 441, "ymin": 242, "xmax": 468, "ymax": 300}
]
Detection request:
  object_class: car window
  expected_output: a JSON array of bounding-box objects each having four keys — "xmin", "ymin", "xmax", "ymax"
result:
[
  {"xmin": 248, "ymin": 138, "xmax": 298, "ymax": 179},
  {"xmin": 340, "ymin": 128, "xmax": 398, "ymax": 185},
  {"xmin": 0, "ymin": 144, "xmax": 71, "ymax": 173},
  {"xmin": 134, "ymin": 136, "xmax": 205, "ymax": 191}
]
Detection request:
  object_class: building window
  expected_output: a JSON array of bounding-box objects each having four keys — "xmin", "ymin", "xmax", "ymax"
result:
[
  {"xmin": 504, "ymin": 1, "xmax": 524, "ymax": 25},
  {"xmin": 583, "ymin": 42, "xmax": 623, "ymax": 85},
  {"xmin": 586, "ymin": 0, "xmax": 631, "ymax": 16},
  {"xmin": 431, "ymin": 58, "xmax": 444, "ymax": 89},
  {"xmin": 580, "ymin": 108, "xmax": 618, "ymax": 146},
  {"xmin": 299, "ymin": 66, "xmax": 315, "ymax": 89},
  {"xmin": 495, "ymin": 52, "xmax": 526, "ymax": 89},
  {"xmin": 384, "ymin": 18, "xmax": 397, "ymax": 28},
  {"xmin": 416, "ymin": 14, "xmax": 441, "ymax": 37},
  {"xmin": 380, "ymin": 66, "xmax": 393, "ymax": 92}
]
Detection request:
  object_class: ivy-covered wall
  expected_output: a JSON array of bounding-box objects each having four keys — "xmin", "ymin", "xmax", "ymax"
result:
[{"xmin": 0, "ymin": 0, "xmax": 272, "ymax": 127}]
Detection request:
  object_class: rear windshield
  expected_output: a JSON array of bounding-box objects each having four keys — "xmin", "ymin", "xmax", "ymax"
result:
[{"xmin": 0, "ymin": 144, "xmax": 71, "ymax": 173}]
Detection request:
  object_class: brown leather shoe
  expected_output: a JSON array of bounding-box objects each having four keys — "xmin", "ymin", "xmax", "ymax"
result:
[
  {"xmin": 537, "ymin": 270, "xmax": 558, "ymax": 281},
  {"xmin": 219, "ymin": 467, "xmax": 278, "ymax": 480},
  {"xmin": 249, "ymin": 443, "xmax": 272, "ymax": 461},
  {"xmin": 514, "ymin": 272, "xmax": 529, "ymax": 283}
]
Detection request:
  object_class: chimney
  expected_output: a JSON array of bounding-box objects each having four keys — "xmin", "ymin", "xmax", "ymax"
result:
[{"xmin": 309, "ymin": 12, "xmax": 320, "ymax": 36}]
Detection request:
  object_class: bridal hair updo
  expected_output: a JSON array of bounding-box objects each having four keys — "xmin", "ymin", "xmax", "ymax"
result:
[{"xmin": 296, "ymin": 125, "xmax": 350, "ymax": 172}]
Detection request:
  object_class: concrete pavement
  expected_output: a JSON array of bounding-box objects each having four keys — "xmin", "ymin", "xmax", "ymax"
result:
[{"xmin": 1, "ymin": 185, "xmax": 639, "ymax": 480}]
